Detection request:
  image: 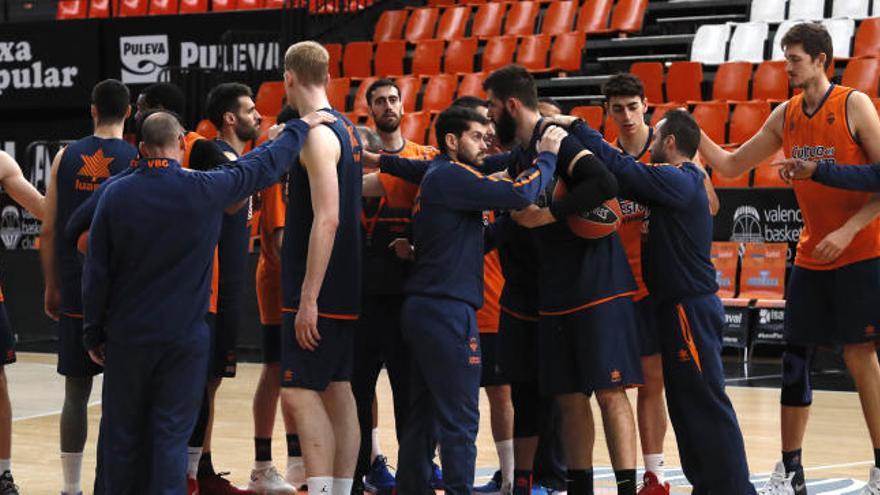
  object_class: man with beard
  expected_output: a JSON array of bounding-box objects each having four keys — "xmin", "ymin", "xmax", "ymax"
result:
[
  {"xmin": 370, "ymin": 105, "xmax": 563, "ymax": 494},
  {"xmin": 356, "ymin": 79, "xmax": 438, "ymax": 493}
]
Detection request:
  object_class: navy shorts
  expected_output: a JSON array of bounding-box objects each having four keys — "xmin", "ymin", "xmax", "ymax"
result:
[
  {"xmin": 281, "ymin": 312, "xmax": 355, "ymax": 391},
  {"xmin": 210, "ymin": 312, "xmax": 237, "ymax": 378},
  {"xmin": 480, "ymin": 332, "xmax": 509, "ymax": 387},
  {"xmin": 538, "ymin": 295, "xmax": 643, "ymax": 395},
  {"xmin": 785, "ymin": 258, "xmax": 880, "ymax": 346},
  {"xmin": 57, "ymin": 314, "xmax": 99, "ymax": 376},
  {"xmin": 261, "ymin": 324, "xmax": 281, "ymax": 364},
  {"xmin": 635, "ymin": 296, "xmax": 661, "ymax": 357},
  {"xmin": 498, "ymin": 310, "xmax": 539, "ymax": 384},
  {"xmin": 0, "ymin": 303, "xmax": 14, "ymax": 366}
]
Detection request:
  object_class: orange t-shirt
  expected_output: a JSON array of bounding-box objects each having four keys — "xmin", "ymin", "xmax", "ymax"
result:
[
  {"xmin": 784, "ymin": 85, "xmax": 880, "ymax": 270},
  {"xmin": 615, "ymin": 137, "xmax": 651, "ymax": 301},
  {"xmin": 375, "ymin": 140, "xmax": 438, "ymax": 208},
  {"xmin": 477, "ymin": 211, "xmax": 506, "ymax": 333},
  {"xmin": 256, "ymin": 183, "xmax": 286, "ymax": 325}
]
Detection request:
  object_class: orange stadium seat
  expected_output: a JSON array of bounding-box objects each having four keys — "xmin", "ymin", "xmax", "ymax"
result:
[
  {"xmin": 412, "ymin": 39, "xmax": 444, "ymax": 76},
  {"xmin": 374, "ymin": 10, "xmax": 408, "ymax": 42},
  {"xmin": 178, "ymin": 0, "xmax": 207, "ymax": 13},
  {"xmin": 343, "ymin": 41, "xmax": 373, "ymax": 78},
  {"xmin": 211, "ymin": 0, "xmax": 236, "ymax": 11},
  {"xmin": 541, "ymin": 0, "xmax": 577, "ymax": 36},
  {"xmin": 401, "ymin": 111, "xmax": 432, "ymax": 144},
  {"xmin": 428, "ymin": 0, "xmax": 454, "ymax": 5},
  {"xmin": 471, "ymin": 2, "xmax": 508, "ymax": 39},
  {"xmin": 692, "ymin": 102, "xmax": 729, "ymax": 144},
  {"xmin": 327, "ymin": 77, "xmax": 351, "ymax": 112},
  {"xmin": 666, "ymin": 61, "xmax": 703, "ymax": 103},
  {"xmin": 458, "ymin": 72, "xmax": 487, "ymax": 98},
  {"xmin": 711, "ymin": 242, "xmax": 740, "ymax": 299},
  {"xmin": 598, "ymin": 0, "xmax": 647, "ymax": 34},
  {"xmin": 57, "ymin": 0, "xmax": 87, "ymax": 18},
  {"xmin": 255, "ymin": 116, "xmax": 276, "ymax": 146},
  {"xmin": 570, "ymin": 106, "xmax": 604, "ymax": 130},
  {"xmin": 445, "ymin": 38, "xmax": 478, "ymax": 74},
  {"xmin": 264, "ymin": 0, "xmax": 284, "ymax": 8},
  {"xmin": 118, "ymin": 0, "xmax": 148, "ymax": 16},
  {"xmin": 352, "ymin": 77, "xmax": 378, "ymax": 117},
  {"xmin": 630, "ymin": 62, "xmax": 664, "ymax": 103},
  {"xmin": 88, "ymin": 0, "xmax": 112, "ymax": 17},
  {"xmin": 422, "ymin": 74, "xmax": 458, "ymax": 113},
  {"xmin": 374, "ymin": 40, "xmax": 406, "ymax": 77},
  {"xmin": 728, "ymin": 100, "xmax": 770, "ymax": 146},
  {"xmin": 603, "ymin": 114, "xmax": 618, "ymax": 142},
  {"xmin": 236, "ymin": 0, "xmax": 263, "ymax": 9},
  {"xmin": 428, "ymin": 113, "xmax": 440, "ymax": 148},
  {"xmin": 576, "ymin": 0, "xmax": 612, "ymax": 34},
  {"xmin": 874, "ymin": 97, "xmax": 880, "ymax": 114},
  {"xmin": 324, "ymin": 43, "xmax": 342, "ymax": 79},
  {"xmin": 196, "ymin": 119, "xmax": 218, "ymax": 140},
  {"xmin": 405, "ymin": 8, "xmax": 438, "ymax": 43},
  {"xmin": 550, "ymin": 32, "xmax": 585, "ymax": 73},
  {"xmin": 711, "ymin": 168, "xmax": 751, "ymax": 188},
  {"xmin": 436, "ymin": 6, "xmax": 470, "ymax": 40},
  {"xmin": 713, "ymin": 62, "xmax": 752, "ymax": 102},
  {"xmin": 255, "ymin": 81, "xmax": 285, "ymax": 117},
  {"xmin": 149, "ymin": 0, "xmax": 178, "ymax": 15},
  {"xmin": 854, "ymin": 18, "xmax": 880, "ymax": 58},
  {"xmin": 842, "ymin": 57, "xmax": 880, "ymax": 96},
  {"xmin": 516, "ymin": 34, "xmax": 552, "ymax": 72},
  {"xmin": 753, "ymin": 60, "xmax": 789, "ymax": 102},
  {"xmin": 504, "ymin": 1, "xmax": 539, "ymax": 37},
  {"xmin": 753, "ymin": 149, "xmax": 789, "ymax": 188},
  {"xmin": 396, "ymin": 76, "xmax": 422, "ymax": 112},
  {"xmin": 482, "ymin": 36, "xmax": 517, "ymax": 73},
  {"xmin": 738, "ymin": 243, "xmax": 787, "ymax": 300},
  {"xmin": 650, "ymin": 102, "xmax": 685, "ymax": 126}
]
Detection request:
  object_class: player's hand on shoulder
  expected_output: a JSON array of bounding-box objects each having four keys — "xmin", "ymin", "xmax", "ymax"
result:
[
  {"xmin": 774, "ymin": 158, "xmax": 817, "ymax": 182},
  {"xmin": 299, "ymin": 110, "xmax": 336, "ymax": 129},
  {"xmin": 537, "ymin": 126, "xmax": 568, "ymax": 155},
  {"xmin": 362, "ymin": 150, "xmax": 380, "ymax": 168},
  {"xmin": 267, "ymin": 123, "xmax": 286, "ymax": 141}
]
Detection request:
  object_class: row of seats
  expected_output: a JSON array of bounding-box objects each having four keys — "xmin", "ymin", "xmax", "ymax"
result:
[
  {"xmin": 750, "ymin": 0, "xmax": 878, "ymax": 23},
  {"xmin": 713, "ymin": 242, "xmax": 788, "ymax": 302},
  {"xmin": 56, "ymin": 0, "xmax": 369, "ymax": 18},
  {"xmin": 373, "ymin": 0, "xmax": 647, "ymax": 43},
  {"xmin": 693, "ymin": 16, "xmax": 880, "ymax": 64}
]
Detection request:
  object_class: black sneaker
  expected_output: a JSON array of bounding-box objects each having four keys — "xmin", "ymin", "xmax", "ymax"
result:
[{"xmin": 0, "ymin": 471, "xmax": 18, "ymax": 495}]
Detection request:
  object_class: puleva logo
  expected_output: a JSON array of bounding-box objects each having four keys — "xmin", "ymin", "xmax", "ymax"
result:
[{"xmin": 119, "ymin": 35, "xmax": 169, "ymax": 84}]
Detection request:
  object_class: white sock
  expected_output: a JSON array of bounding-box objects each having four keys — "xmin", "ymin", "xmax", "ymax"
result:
[
  {"xmin": 495, "ymin": 439, "xmax": 514, "ymax": 488},
  {"xmin": 0, "ymin": 458, "xmax": 9, "ymax": 474},
  {"xmin": 287, "ymin": 457, "xmax": 305, "ymax": 484},
  {"xmin": 187, "ymin": 447, "xmax": 202, "ymax": 479},
  {"xmin": 332, "ymin": 478, "xmax": 353, "ymax": 495},
  {"xmin": 371, "ymin": 427, "xmax": 382, "ymax": 461},
  {"xmin": 644, "ymin": 453, "xmax": 665, "ymax": 483},
  {"xmin": 253, "ymin": 460, "xmax": 273, "ymax": 471},
  {"xmin": 307, "ymin": 476, "xmax": 333, "ymax": 494},
  {"xmin": 61, "ymin": 452, "xmax": 83, "ymax": 494}
]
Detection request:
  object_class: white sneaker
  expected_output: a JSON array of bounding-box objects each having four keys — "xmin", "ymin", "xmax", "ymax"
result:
[
  {"xmin": 861, "ymin": 466, "xmax": 880, "ymax": 494},
  {"xmin": 757, "ymin": 462, "xmax": 798, "ymax": 495},
  {"xmin": 248, "ymin": 466, "xmax": 296, "ymax": 495},
  {"xmin": 285, "ymin": 458, "xmax": 306, "ymax": 490}
]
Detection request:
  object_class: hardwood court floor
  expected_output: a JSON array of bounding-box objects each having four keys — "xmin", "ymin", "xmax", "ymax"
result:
[{"xmin": 6, "ymin": 352, "xmax": 875, "ymax": 493}]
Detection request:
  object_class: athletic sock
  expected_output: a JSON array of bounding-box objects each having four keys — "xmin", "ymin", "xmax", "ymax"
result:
[
  {"xmin": 332, "ymin": 478, "xmax": 353, "ymax": 495},
  {"xmin": 495, "ymin": 439, "xmax": 514, "ymax": 489},
  {"xmin": 644, "ymin": 453, "xmax": 665, "ymax": 483},
  {"xmin": 60, "ymin": 452, "xmax": 82, "ymax": 495},
  {"xmin": 198, "ymin": 452, "xmax": 215, "ymax": 478},
  {"xmin": 512, "ymin": 469, "xmax": 532, "ymax": 495},
  {"xmin": 782, "ymin": 449, "xmax": 803, "ymax": 474},
  {"xmin": 254, "ymin": 460, "xmax": 273, "ymax": 471},
  {"xmin": 875, "ymin": 448, "xmax": 880, "ymax": 468},
  {"xmin": 371, "ymin": 428, "xmax": 382, "ymax": 462},
  {"xmin": 307, "ymin": 476, "xmax": 333, "ymax": 494},
  {"xmin": 286, "ymin": 433, "xmax": 302, "ymax": 457},
  {"xmin": 614, "ymin": 469, "xmax": 636, "ymax": 495},
  {"xmin": 255, "ymin": 437, "xmax": 272, "ymax": 462},
  {"xmin": 566, "ymin": 469, "xmax": 593, "ymax": 495},
  {"xmin": 186, "ymin": 447, "xmax": 202, "ymax": 479}
]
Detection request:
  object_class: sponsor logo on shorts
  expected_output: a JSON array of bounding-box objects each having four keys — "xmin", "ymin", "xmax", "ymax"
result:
[
  {"xmin": 610, "ymin": 369, "xmax": 622, "ymax": 383},
  {"xmin": 677, "ymin": 349, "xmax": 691, "ymax": 363},
  {"xmin": 283, "ymin": 369, "xmax": 294, "ymax": 382}
]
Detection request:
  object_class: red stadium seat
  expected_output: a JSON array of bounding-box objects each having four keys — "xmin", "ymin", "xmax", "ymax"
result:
[
  {"xmin": 88, "ymin": 0, "xmax": 112, "ymax": 17},
  {"xmin": 264, "ymin": 0, "xmax": 284, "ymax": 8},
  {"xmin": 712, "ymin": 62, "xmax": 752, "ymax": 102},
  {"xmin": 118, "ymin": 0, "xmax": 148, "ymax": 16},
  {"xmin": 550, "ymin": 32, "xmax": 585, "ymax": 73},
  {"xmin": 343, "ymin": 41, "xmax": 374, "ymax": 79},
  {"xmin": 753, "ymin": 61, "xmax": 789, "ymax": 103},
  {"xmin": 428, "ymin": 113, "xmax": 440, "ymax": 148},
  {"xmin": 149, "ymin": 0, "xmax": 178, "ymax": 15},
  {"xmin": 401, "ymin": 111, "xmax": 432, "ymax": 144},
  {"xmin": 650, "ymin": 102, "xmax": 686, "ymax": 126},
  {"xmin": 854, "ymin": 18, "xmax": 880, "ymax": 59},
  {"xmin": 374, "ymin": 40, "xmax": 406, "ymax": 77},
  {"xmin": 255, "ymin": 116, "xmax": 277, "ymax": 146},
  {"xmin": 666, "ymin": 62, "xmax": 703, "ymax": 103},
  {"xmin": 236, "ymin": 0, "xmax": 262, "ymax": 8},
  {"xmin": 630, "ymin": 62, "xmax": 664, "ymax": 104},
  {"xmin": 422, "ymin": 74, "xmax": 458, "ymax": 113},
  {"xmin": 352, "ymin": 77, "xmax": 378, "ymax": 117},
  {"xmin": 196, "ymin": 119, "xmax": 218, "ymax": 140},
  {"xmin": 570, "ymin": 106, "xmax": 604, "ymax": 130},
  {"xmin": 327, "ymin": 77, "xmax": 351, "ymax": 112},
  {"xmin": 710, "ymin": 168, "xmax": 751, "ymax": 188},
  {"xmin": 179, "ymin": 0, "xmax": 207, "ymax": 13},
  {"xmin": 395, "ymin": 76, "xmax": 422, "ymax": 112},
  {"xmin": 435, "ymin": 6, "xmax": 470, "ymax": 40},
  {"xmin": 842, "ymin": 57, "xmax": 880, "ymax": 96},
  {"xmin": 458, "ymin": 72, "xmax": 487, "ymax": 98},
  {"xmin": 405, "ymin": 8, "xmax": 438, "ymax": 43},
  {"xmin": 445, "ymin": 38, "xmax": 478, "ymax": 74},
  {"xmin": 541, "ymin": 0, "xmax": 577, "ymax": 36},
  {"xmin": 412, "ymin": 39, "xmax": 444, "ymax": 76},
  {"xmin": 482, "ymin": 36, "xmax": 517, "ymax": 73},
  {"xmin": 728, "ymin": 100, "xmax": 770, "ymax": 146},
  {"xmin": 255, "ymin": 81, "xmax": 285, "ymax": 117},
  {"xmin": 324, "ymin": 43, "xmax": 342, "ymax": 79},
  {"xmin": 692, "ymin": 102, "xmax": 729, "ymax": 144},
  {"xmin": 576, "ymin": 0, "xmax": 612, "ymax": 34},
  {"xmin": 211, "ymin": 0, "xmax": 236, "ymax": 11},
  {"xmin": 472, "ymin": 2, "xmax": 507, "ymax": 39},
  {"xmin": 602, "ymin": 114, "xmax": 618, "ymax": 142},
  {"xmin": 428, "ymin": 0, "xmax": 454, "ymax": 5},
  {"xmin": 608, "ymin": 0, "xmax": 647, "ymax": 34},
  {"xmin": 57, "ymin": 0, "xmax": 87, "ymax": 18},
  {"xmin": 504, "ymin": 2, "xmax": 539, "ymax": 36},
  {"xmin": 516, "ymin": 35, "xmax": 551, "ymax": 73},
  {"xmin": 374, "ymin": 9, "xmax": 408, "ymax": 42}
]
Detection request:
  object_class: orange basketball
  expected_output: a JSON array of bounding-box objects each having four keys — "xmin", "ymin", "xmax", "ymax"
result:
[
  {"xmin": 552, "ymin": 180, "xmax": 622, "ymax": 239},
  {"xmin": 77, "ymin": 231, "xmax": 89, "ymax": 254}
]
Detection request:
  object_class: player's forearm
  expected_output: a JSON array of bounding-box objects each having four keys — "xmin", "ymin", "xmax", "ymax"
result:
[
  {"xmin": 299, "ymin": 216, "xmax": 338, "ymax": 304},
  {"xmin": 841, "ymin": 194, "xmax": 880, "ymax": 233},
  {"xmin": 39, "ymin": 229, "xmax": 59, "ymax": 290},
  {"xmin": 8, "ymin": 179, "xmax": 45, "ymax": 220},
  {"xmin": 378, "ymin": 155, "xmax": 429, "ymax": 184},
  {"xmin": 813, "ymin": 162, "xmax": 880, "ymax": 192}
]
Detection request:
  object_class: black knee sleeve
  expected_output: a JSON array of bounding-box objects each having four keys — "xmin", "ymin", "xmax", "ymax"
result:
[
  {"xmin": 512, "ymin": 382, "xmax": 540, "ymax": 438},
  {"xmin": 781, "ymin": 345, "xmax": 814, "ymax": 407}
]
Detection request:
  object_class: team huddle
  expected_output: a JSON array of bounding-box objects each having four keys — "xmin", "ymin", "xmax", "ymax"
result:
[{"xmin": 0, "ymin": 19, "xmax": 873, "ymax": 495}]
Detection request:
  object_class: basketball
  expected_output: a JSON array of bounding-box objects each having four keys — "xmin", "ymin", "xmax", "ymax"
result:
[
  {"xmin": 553, "ymin": 179, "xmax": 622, "ymax": 239},
  {"xmin": 77, "ymin": 231, "xmax": 88, "ymax": 254}
]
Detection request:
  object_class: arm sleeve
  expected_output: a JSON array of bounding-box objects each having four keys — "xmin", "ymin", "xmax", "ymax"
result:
[
  {"xmin": 64, "ymin": 168, "xmax": 134, "ymax": 240},
  {"xmin": 483, "ymin": 152, "xmax": 512, "ymax": 174},
  {"xmin": 81, "ymin": 189, "xmax": 114, "ymax": 350},
  {"xmin": 549, "ymin": 138, "xmax": 619, "ymax": 219},
  {"xmin": 190, "ymin": 139, "xmax": 232, "ymax": 171},
  {"xmin": 812, "ymin": 162, "xmax": 880, "ymax": 192},
  {"xmin": 429, "ymin": 152, "xmax": 556, "ymax": 211},
  {"xmin": 568, "ymin": 121, "xmax": 701, "ymax": 208},
  {"xmin": 378, "ymin": 155, "xmax": 430, "ymax": 184}
]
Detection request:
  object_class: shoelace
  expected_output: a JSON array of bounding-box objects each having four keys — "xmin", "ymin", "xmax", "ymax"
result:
[{"xmin": 757, "ymin": 470, "xmax": 790, "ymax": 495}]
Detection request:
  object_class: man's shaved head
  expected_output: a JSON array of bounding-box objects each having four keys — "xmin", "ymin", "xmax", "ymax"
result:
[{"xmin": 141, "ymin": 112, "xmax": 184, "ymax": 149}]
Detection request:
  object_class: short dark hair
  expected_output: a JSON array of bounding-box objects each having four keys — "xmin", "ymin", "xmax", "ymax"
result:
[
  {"xmin": 141, "ymin": 111, "xmax": 183, "ymax": 149},
  {"xmin": 603, "ymin": 73, "xmax": 645, "ymax": 99},
  {"xmin": 141, "ymin": 83, "xmax": 186, "ymax": 116},
  {"xmin": 91, "ymin": 79, "xmax": 130, "ymax": 124},
  {"xmin": 781, "ymin": 22, "xmax": 834, "ymax": 70},
  {"xmin": 276, "ymin": 105, "xmax": 299, "ymax": 123},
  {"xmin": 365, "ymin": 79, "xmax": 400, "ymax": 106},
  {"xmin": 205, "ymin": 83, "xmax": 254, "ymax": 129},
  {"xmin": 482, "ymin": 65, "xmax": 538, "ymax": 110},
  {"xmin": 658, "ymin": 109, "xmax": 701, "ymax": 159},
  {"xmin": 452, "ymin": 95, "xmax": 488, "ymax": 110},
  {"xmin": 435, "ymin": 106, "xmax": 490, "ymax": 154}
]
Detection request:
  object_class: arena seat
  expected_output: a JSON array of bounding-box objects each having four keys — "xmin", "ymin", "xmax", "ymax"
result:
[
  {"xmin": 324, "ymin": 43, "xmax": 342, "ymax": 79},
  {"xmin": 772, "ymin": 20, "xmax": 798, "ymax": 60},
  {"xmin": 88, "ymin": 0, "xmax": 112, "ymax": 17},
  {"xmin": 541, "ymin": 0, "xmax": 577, "ymax": 36},
  {"xmin": 713, "ymin": 62, "xmax": 752, "ymax": 102},
  {"xmin": 178, "ymin": 0, "xmax": 207, "ymax": 13},
  {"xmin": 842, "ymin": 57, "xmax": 880, "ymax": 96},
  {"xmin": 752, "ymin": 149, "xmax": 790, "ymax": 188},
  {"xmin": 255, "ymin": 81, "xmax": 285, "ymax": 117},
  {"xmin": 788, "ymin": 0, "xmax": 824, "ymax": 20},
  {"xmin": 327, "ymin": 77, "xmax": 351, "ymax": 112},
  {"xmin": 395, "ymin": 75, "xmax": 421, "ymax": 112},
  {"xmin": 263, "ymin": 0, "xmax": 284, "ymax": 8},
  {"xmin": 471, "ymin": 2, "xmax": 507, "ymax": 39},
  {"xmin": 599, "ymin": 0, "xmax": 647, "ymax": 35},
  {"xmin": 753, "ymin": 60, "xmax": 789, "ymax": 102},
  {"xmin": 602, "ymin": 114, "xmax": 618, "ymax": 142},
  {"xmin": 822, "ymin": 18, "xmax": 856, "ymax": 59},
  {"xmin": 854, "ymin": 18, "xmax": 880, "ymax": 58},
  {"xmin": 711, "ymin": 168, "xmax": 751, "ymax": 187},
  {"xmin": 727, "ymin": 22, "xmax": 768, "ymax": 63},
  {"xmin": 400, "ymin": 111, "xmax": 431, "ymax": 144},
  {"xmin": 118, "ymin": 0, "xmax": 148, "ymax": 16},
  {"xmin": 516, "ymin": 34, "xmax": 552, "ymax": 73},
  {"xmin": 374, "ymin": 9, "xmax": 408, "ymax": 42},
  {"xmin": 549, "ymin": 32, "xmax": 586, "ymax": 73},
  {"xmin": 422, "ymin": 74, "xmax": 457, "ymax": 113},
  {"xmin": 404, "ymin": 7, "xmax": 438, "ymax": 43},
  {"xmin": 445, "ymin": 38, "xmax": 478, "ymax": 74},
  {"xmin": 727, "ymin": 100, "xmax": 771, "ymax": 145},
  {"xmin": 711, "ymin": 242, "xmax": 740, "ymax": 299},
  {"xmin": 692, "ymin": 102, "xmax": 729, "ymax": 144},
  {"xmin": 149, "ymin": 0, "xmax": 178, "ymax": 15},
  {"xmin": 649, "ymin": 102, "xmax": 685, "ymax": 126},
  {"xmin": 458, "ymin": 72, "xmax": 487, "ymax": 98},
  {"xmin": 211, "ymin": 0, "xmax": 235, "ymax": 12},
  {"xmin": 196, "ymin": 119, "xmax": 218, "ymax": 140},
  {"xmin": 412, "ymin": 39, "xmax": 444, "ymax": 76},
  {"xmin": 665, "ymin": 62, "xmax": 703, "ymax": 103},
  {"xmin": 576, "ymin": 0, "xmax": 612, "ymax": 34},
  {"xmin": 503, "ymin": 1, "xmax": 539, "ymax": 37},
  {"xmin": 481, "ymin": 36, "xmax": 517, "ymax": 73},
  {"xmin": 630, "ymin": 62, "xmax": 664, "ymax": 103},
  {"xmin": 343, "ymin": 41, "xmax": 373, "ymax": 78},
  {"xmin": 374, "ymin": 40, "xmax": 406, "ymax": 77},
  {"xmin": 738, "ymin": 242, "xmax": 787, "ymax": 300},
  {"xmin": 235, "ymin": 0, "xmax": 263, "ymax": 10},
  {"xmin": 570, "ymin": 106, "xmax": 604, "ymax": 130},
  {"xmin": 428, "ymin": 0, "xmax": 454, "ymax": 5},
  {"xmin": 749, "ymin": 0, "xmax": 784, "ymax": 23},
  {"xmin": 435, "ymin": 6, "xmax": 469, "ymax": 40},
  {"xmin": 352, "ymin": 77, "xmax": 378, "ymax": 117},
  {"xmin": 833, "ymin": 0, "xmax": 870, "ymax": 18},
  {"xmin": 57, "ymin": 0, "xmax": 87, "ymax": 19},
  {"xmin": 690, "ymin": 24, "xmax": 730, "ymax": 65}
]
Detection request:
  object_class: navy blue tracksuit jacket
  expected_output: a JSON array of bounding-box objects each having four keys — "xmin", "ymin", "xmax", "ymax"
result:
[{"xmin": 811, "ymin": 161, "xmax": 880, "ymax": 191}]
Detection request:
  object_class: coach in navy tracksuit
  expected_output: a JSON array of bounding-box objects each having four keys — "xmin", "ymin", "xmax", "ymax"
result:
[
  {"xmin": 556, "ymin": 110, "xmax": 757, "ymax": 494},
  {"xmin": 374, "ymin": 106, "xmax": 561, "ymax": 494},
  {"xmin": 81, "ymin": 111, "xmax": 327, "ymax": 494},
  {"xmin": 781, "ymin": 157, "xmax": 880, "ymax": 191}
]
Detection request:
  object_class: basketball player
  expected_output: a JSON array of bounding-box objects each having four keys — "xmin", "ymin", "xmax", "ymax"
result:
[
  {"xmin": 278, "ymin": 41, "xmax": 364, "ymax": 495},
  {"xmin": 40, "ymin": 79, "xmax": 137, "ymax": 495},
  {"xmin": 82, "ymin": 109, "xmax": 330, "ymax": 494},
  {"xmin": 698, "ymin": 23, "xmax": 880, "ymax": 494}
]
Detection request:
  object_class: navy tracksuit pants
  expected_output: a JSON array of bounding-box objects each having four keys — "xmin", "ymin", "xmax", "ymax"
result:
[
  {"xmin": 95, "ymin": 337, "xmax": 209, "ymax": 494},
  {"xmin": 397, "ymin": 295, "xmax": 481, "ymax": 495},
  {"xmin": 657, "ymin": 295, "xmax": 756, "ymax": 494}
]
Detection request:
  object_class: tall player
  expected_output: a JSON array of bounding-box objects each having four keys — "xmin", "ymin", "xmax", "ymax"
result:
[
  {"xmin": 698, "ymin": 23, "xmax": 880, "ymax": 494},
  {"xmin": 41, "ymin": 79, "xmax": 137, "ymax": 495},
  {"xmin": 278, "ymin": 41, "xmax": 363, "ymax": 495}
]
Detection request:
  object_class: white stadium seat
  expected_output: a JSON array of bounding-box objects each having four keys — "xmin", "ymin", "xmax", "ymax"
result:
[
  {"xmin": 691, "ymin": 23, "xmax": 731, "ymax": 64},
  {"xmin": 772, "ymin": 19, "xmax": 799, "ymax": 60},
  {"xmin": 750, "ymin": 0, "xmax": 785, "ymax": 23},
  {"xmin": 728, "ymin": 22, "xmax": 769, "ymax": 63},
  {"xmin": 822, "ymin": 17, "xmax": 856, "ymax": 58},
  {"xmin": 832, "ymin": 0, "xmax": 870, "ymax": 19},
  {"xmin": 788, "ymin": 0, "xmax": 825, "ymax": 20}
]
